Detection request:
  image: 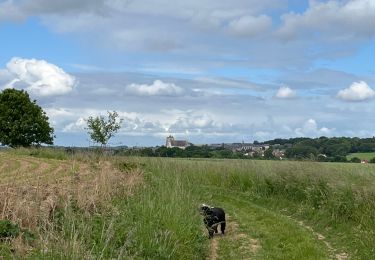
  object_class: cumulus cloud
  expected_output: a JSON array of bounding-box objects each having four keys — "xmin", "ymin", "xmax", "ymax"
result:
[
  {"xmin": 0, "ymin": 69, "xmax": 12, "ymax": 84},
  {"xmin": 5, "ymin": 57, "xmax": 75, "ymax": 96},
  {"xmin": 62, "ymin": 110, "xmax": 166, "ymax": 135},
  {"xmin": 278, "ymin": 0, "xmax": 375, "ymax": 40},
  {"xmin": 63, "ymin": 117, "xmax": 87, "ymax": 132},
  {"xmin": 337, "ymin": 81, "xmax": 375, "ymax": 102},
  {"xmin": 228, "ymin": 15, "xmax": 272, "ymax": 37},
  {"xmin": 275, "ymin": 86, "xmax": 296, "ymax": 99},
  {"xmin": 125, "ymin": 80, "xmax": 184, "ymax": 96},
  {"xmin": 169, "ymin": 113, "xmax": 215, "ymax": 132},
  {"xmin": 295, "ymin": 119, "xmax": 334, "ymax": 137}
]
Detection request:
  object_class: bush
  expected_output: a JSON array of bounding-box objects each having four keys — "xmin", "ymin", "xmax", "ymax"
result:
[
  {"xmin": 350, "ymin": 157, "xmax": 361, "ymax": 163},
  {"xmin": 0, "ymin": 220, "xmax": 20, "ymax": 239}
]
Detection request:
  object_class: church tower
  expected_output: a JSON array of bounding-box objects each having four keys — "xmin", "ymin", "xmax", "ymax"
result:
[{"xmin": 166, "ymin": 135, "xmax": 175, "ymax": 148}]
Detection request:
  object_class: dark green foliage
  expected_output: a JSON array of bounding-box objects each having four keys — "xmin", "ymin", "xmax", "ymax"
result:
[
  {"xmin": 285, "ymin": 145, "xmax": 318, "ymax": 159},
  {"xmin": 22, "ymin": 228, "xmax": 36, "ymax": 243},
  {"xmin": 350, "ymin": 157, "xmax": 361, "ymax": 163},
  {"xmin": 264, "ymin": 147, "xmax": 275, "ymax": 159},
  {"xmin": 117, "ymin": 161, "xmax": 143, "ymax": 172},
  {"xmin": 117, "ymin": 145, "xmax": 243, "ymax": 159},
  {"xmin": 0, "ymin": 220, "xmax": 20, "ymax": 239},
  {"xmin": 331, "ymin": 155, "xmax": 348, "ymax": 162},
  {"xmin": 0, "ymin": 89, "xmax": 54, "ymax": 147},
  {"xmin": 268, "ymin": 136, "xmax": 375, "ymax": 159}
]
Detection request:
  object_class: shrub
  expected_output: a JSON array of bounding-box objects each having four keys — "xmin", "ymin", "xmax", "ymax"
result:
[
  {"xmin": 0, "ymin": 220, "xmax": 20, "ymax": 239},
  {"xmin": 350, "ymin": 157, "xmax": 361, "ymax": 163}
]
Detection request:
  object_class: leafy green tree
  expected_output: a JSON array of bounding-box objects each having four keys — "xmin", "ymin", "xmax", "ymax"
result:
[
  {"xmin": 285, "ymin": 145, "xmax": 318, "ymax": 159},
  {"xmin": 264, "ymin": 147, "xmax": 275, "ymax": 159},
  {"xmin": 86, "ymin": 111, "xmax": 123, "ymax": 147},
  {"xmin": 0, "ymin": 89, "xmax": 54, "ymax": 147}
]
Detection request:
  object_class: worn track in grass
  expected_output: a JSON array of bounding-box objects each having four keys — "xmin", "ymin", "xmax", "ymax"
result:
[{"xmin": 204, "ymin": 187, "xmax": 348, "ymax": 260}]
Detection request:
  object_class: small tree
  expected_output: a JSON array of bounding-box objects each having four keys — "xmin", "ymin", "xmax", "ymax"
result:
[
  {"xmin": 264, "ymin": 147, "xmax": 275, "ymax": 159},
  {"xmin": 86, "ymin": 111, "xmax": 123, "ymax": 147},
  {"xmin": 0, "ymin": 89, "xmax": 54, "ymax": 147}
]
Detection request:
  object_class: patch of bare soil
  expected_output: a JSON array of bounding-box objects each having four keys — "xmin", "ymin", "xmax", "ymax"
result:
[
  {"xmin": 207, "ymin": 215, "xmax": 261, "ymax": 260},
  {"xmin": 209, "ymin": 236, "xmax": 219, "ymax": 260}
]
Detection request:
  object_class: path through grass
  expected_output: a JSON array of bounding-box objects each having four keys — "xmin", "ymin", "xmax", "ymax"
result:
[{"xmin": 1, "ymin": 152, "xmax": 374, "ymax": 259}]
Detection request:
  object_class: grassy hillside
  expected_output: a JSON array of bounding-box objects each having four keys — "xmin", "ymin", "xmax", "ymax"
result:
[
  {"xmin": 1, "ymin": 150, "xmax": 374, "ymax": 259},
  {"xmin": 347, "ymin": 152, "xmax": 375, "ymax": 161}
]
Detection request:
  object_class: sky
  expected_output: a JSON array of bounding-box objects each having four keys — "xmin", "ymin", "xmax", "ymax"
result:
[{"xmin": 1, "ymin": 0, "xmax": 375, "ymax": 147}]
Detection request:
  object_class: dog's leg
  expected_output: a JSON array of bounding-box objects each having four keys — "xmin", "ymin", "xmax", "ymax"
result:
[
  {"xmin": 221, "ymin": 222, "xmax": 226, "ymax": 235},
  {"xmin": 208, "ymin": 227, "xmax": 214, "ymax": 238},
  {"xmin": 213, "ymin": 224, "xmax": 218, "ymax": 233}
]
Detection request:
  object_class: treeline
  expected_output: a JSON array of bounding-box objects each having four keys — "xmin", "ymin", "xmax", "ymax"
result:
[
  {"xmin": 115, "ymin": 145, "xmax": 245, "ymax": 159},
  {"xmin": 264, "ymin": 136, "xmax": 375, "ymax": 162},
  {"xmin": 115, "ymin": 136, "xmax": 375, "ymax": 162}
]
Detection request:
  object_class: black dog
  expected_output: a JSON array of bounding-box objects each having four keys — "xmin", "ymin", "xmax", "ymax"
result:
[{"xmin": 199, "ymin": 204, "xmax": 226, "ymax": 238}]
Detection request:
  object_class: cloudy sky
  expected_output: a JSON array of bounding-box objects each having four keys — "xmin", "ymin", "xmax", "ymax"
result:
[{"xmin": 1, "ymin": 0, "xmax": 375, "ymax": 147}]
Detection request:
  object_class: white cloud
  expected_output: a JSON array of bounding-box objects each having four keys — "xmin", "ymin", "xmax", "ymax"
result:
[
  {"xmin": 0, "ymin": 69, "xmax": 12, "ymax": 85},
  {"xmin": 63, "ymin": 117, "xmax": 87, "ymax": 132},
  {"xmin": 337, "ymin": 81, "xmax": 375, "ymax": 101},
  {"xmin": 62, "ymin": 111, "xmax": 166, "ymax": 135},
  {"xmin": 278, "ymin": 0, "xmax": 375, "ymax": 40},
  {"xmin": 275, "ymin": 86, "xmax": 296, "ymax": 99},
  {"xmin": 169, "ymin": 114, "xmax": 215, "ymax": 131},
  {"xmin": 228, "ymin": 15, "xmax": 272, "ymax": 37},
  {"xmin": 125, "ymin": 80, "xmax": 184, "ymax": 96},
  {"xmin": 295, "ymin": 119, "xmax": 334, "ymax": 137},
  {"xmin": 5, "ymin": 57, "xmax": 75, "ymax": 96}
]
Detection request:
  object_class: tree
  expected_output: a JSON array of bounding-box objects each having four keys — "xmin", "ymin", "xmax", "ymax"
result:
[
  {"xmin": 264, "ymin": 147, "xmax": 275, "ymax": 159},
  {"xmin": 0, "ymin": 89, "xmax": 54, "ymax": 147},
  {"xmin": 285, "ymin": 145, "xmax": 318, "ymax": 159},
  {"xmin": 86, "ymin": 111, "xmax": 123, "ymax": 147}
]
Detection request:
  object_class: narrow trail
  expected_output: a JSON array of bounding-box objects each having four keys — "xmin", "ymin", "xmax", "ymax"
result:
[
  {"xmin": 208, "ymin": 215, "xmax": 260, "ymax": 260},
  {"xmin": 293, "ymin": 219, "xmax": 348, "ymax": 260},
  {"xmin": 204, "ymin": 187, "xmax": 347, "ymax": 260}
]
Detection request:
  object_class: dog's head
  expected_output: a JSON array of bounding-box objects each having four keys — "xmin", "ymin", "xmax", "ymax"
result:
[{"xmin": 199, "ymin": 204, "xmax": 213, "ymax": 216}]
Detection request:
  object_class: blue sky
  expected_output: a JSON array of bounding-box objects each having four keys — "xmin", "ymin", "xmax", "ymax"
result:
[{"xmin": 1, "ymin": 0, "xmax": 375, "ymax": 147}]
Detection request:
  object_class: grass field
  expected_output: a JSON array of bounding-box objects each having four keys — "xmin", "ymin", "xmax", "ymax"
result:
[
  {"xmin": 347, "ymin": 152, "xmax": 375, "ymax": 161},
  {"xmin": 1, "ymin": 149, "xmax": 375, "ymax": 259}
]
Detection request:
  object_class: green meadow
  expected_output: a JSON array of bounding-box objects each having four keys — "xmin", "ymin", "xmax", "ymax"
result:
[
  {"xmin": 347, "ymin": 152, "xmax": 375, "ymax": 161},
  {"xmin": 1, "ymin": 149, "xmax": 374, "ymax": 259}
]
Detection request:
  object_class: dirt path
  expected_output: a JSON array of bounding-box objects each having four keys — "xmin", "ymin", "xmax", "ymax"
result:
[
  {"xmin": 204, "ymin": 189, "xmax": 333, "ymax": 260},
  {"xmin": 293, "ymin": 219, "xmax": 348, "ymax": 260},
  {"xmin": 208, "ymin": 215, "xmax": 262, "ymax": 260}
]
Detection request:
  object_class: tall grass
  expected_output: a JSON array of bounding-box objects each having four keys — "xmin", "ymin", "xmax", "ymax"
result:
[
  {"xmin": 137, "ymin": 157, "xmax": 375, "ymax": 258},
  {"xmin": 1, "ymin": 151, "xmax": 375, "ymax": 258}
]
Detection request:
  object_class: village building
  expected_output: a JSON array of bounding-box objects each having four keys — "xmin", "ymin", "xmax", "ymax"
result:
[{"xmin": 165, "ymin": 135, "xmax": 191, "ymax": 149}]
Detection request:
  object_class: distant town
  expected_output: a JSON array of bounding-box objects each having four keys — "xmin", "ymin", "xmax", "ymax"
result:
[
  {"xmin": 165, "ymin": 135, "xmax": 282, "ymax": 159},
  {"xmin": 117, "ymin": 135, "xmax": 375, "ymax": 163}
]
